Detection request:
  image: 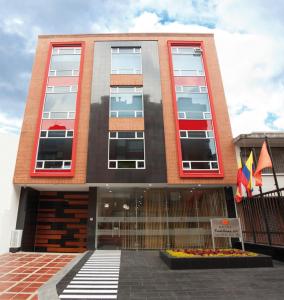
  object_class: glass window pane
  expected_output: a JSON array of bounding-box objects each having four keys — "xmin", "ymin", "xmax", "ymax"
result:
[
  {"xmin": 44, "ymin": 161, "xmax": 64, "ymax": 169},
  {"xmin": 172, "ymin": 54, "xmax": 203, "ymax": 73},
  {"xmin": 110, "ymin": 92, "xmax": 143, "ymax": 118},
  {"xmin": 37, "ymin": 138, "xmax": 73, "ymax": 160},
  {"xmin": 50, "ymin": 54, "xmax": 80, "ymax": 71},
  {"xmin": 187, "ymin": 131, "xmax": 206, "ymax": 138},
  {"xmin": 44, "ymin": 93, "xmax": 76, "ymax": 112},
  {"xmin": 117, "ymin": 161, "xmax": 136, "ymax": 168},
  {"xmin": 191, "ymin": 162, "xmax": 211, "ymax": 169},
  {"xmin": 177, "ymin": 93, "xmax": 210, "ymax": 119},
  {"xmin": 48, "ymin": 131, "xmax": 66, "ymax": 138},
  {"xmin": 117, "ymin": 132, "xmax": 136, "ymax": 139},
  {"xmin": 50, "ymin": 112, "xmax": 68, "ymax": 119},
  {"xmin": 111, "ymin": 52, "xmax": 141, "ymax": 74},
  {"xmin": 109, "ymin": 140, "xmax": 144, "ymax": 160},
  {"xmin": 181, "ymin": 139, "xmax": 217, "ymax": 161}
]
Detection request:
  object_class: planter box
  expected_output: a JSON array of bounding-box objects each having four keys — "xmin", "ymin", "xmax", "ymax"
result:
[{"xmin": 160, "ymin": 251, "xmax": 273, "ymax": 269}]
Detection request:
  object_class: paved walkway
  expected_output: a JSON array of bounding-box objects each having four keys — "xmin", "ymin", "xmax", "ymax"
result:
[
  {"xmin": 118, "ymin": 251, "xmax": 284, "ymax": 300},
  {"xmin": 58, "ymin": 250, "xmax": 121, "ymax": 299},
  {"xmin": 0, "ymin": 252, "xmax": 76, "ymax": 299}
]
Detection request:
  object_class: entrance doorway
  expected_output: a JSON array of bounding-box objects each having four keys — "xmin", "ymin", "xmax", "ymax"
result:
[{"xmin": 96, "ymin": 187, "xmax": 229, "ymax": 249}]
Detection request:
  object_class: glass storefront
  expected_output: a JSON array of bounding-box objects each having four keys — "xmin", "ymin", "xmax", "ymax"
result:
[{"xmin": 96, "ymin": 188, "xmax": 229, "ymax": 249}]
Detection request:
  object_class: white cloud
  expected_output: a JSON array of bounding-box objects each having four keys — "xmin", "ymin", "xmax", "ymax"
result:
[
  {"xmin": 1, "ymin": 0, "xmax": 284, "ymax": 137},
  {"xmin": 0, "ymin": 113, "xmax": 22, "ymax": 134}
]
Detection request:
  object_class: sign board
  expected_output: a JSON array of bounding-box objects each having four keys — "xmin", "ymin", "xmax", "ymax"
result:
[{"xmin": 210, "ymin": 218, "xmax": 244, "ymax": 250}]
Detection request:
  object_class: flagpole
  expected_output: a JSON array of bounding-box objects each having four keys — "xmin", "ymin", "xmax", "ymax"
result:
[
  {"xmin": 265, "ymin": 136, "xmax": 281, "ymax": 197},
  {"xmin": 252, "ymin": 148, "xmax": 263, "ymax": 195},
  {"xmin": 252, "ymin": 146, "xmax": 272, "ymax": 245}
]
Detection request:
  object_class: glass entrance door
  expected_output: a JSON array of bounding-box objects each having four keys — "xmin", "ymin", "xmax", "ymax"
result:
[{"xmin": 96, "ymin": 187, "xmax": 229, "ymax": 249}]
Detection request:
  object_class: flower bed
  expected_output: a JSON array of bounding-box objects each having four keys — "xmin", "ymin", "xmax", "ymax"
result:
[
  {"xmin": 166, "ymin": 248, "xmax": 257, "ymax": 258},
  {"xmin": 160, "ymin": 248, "xmax": 273, "ymax": 269}
]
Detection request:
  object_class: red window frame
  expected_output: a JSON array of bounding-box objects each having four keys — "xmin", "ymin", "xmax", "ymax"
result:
[
  {"xmin": 167, "ymin": 40, "xmax": 224, "ymax": 178},
  {"xmin": 30, "ymin": 41, "xmax": 85, "ymax": 177}
]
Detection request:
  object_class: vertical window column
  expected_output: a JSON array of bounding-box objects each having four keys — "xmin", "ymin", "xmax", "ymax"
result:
[
  {"xmin": 32, "ymin": 45, "xmax": 83, "ymax": 175},
  {"xmin": 170, "ymin": 45, "xmax": 222, "ymax": 175}
]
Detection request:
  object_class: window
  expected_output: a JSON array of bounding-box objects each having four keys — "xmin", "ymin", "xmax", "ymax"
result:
[
  {"xmin": 111, "ymin": 47, "xmax": 142, "ymax": 74},
  {"xmin": 108, "ymin": 131, "xmax": 145, "ymax": 169},
  {"xmin": 43, "ymin": 87, "xmax": 77, "ymax": 119},
  {"xmin": 180, "ymin": 130, "xmax": 218, "ymax": 170},
  {"xmin": 176, "ymin": 87, "xmax": 211, "ymax": 120},
  {"xmin": 172, "ymin": 47, "xmax": 204, "ymax": 76},
  {"xmin": 110, "ymin": 86, "xmax": 143, "ymax": 118},
  {"xmin": 36, "ymin": 130, "xmax": 73, "ymax": 170},
  {"xmin": 49, "ymin": 47, "xmax": 81, "ymax": 77}
]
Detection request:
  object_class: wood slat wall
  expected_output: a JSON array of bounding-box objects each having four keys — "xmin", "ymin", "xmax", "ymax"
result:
[{"xmin": 34, "ymin": 191, "xmax": 89, "ymax": 253}]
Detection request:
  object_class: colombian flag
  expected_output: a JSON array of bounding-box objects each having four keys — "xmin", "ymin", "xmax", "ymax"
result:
[
  {"xmin": 235, "ymin": 159, "xmax": 243, "ymax": 202},
  {"xmin": 242, "ymin": 151, "xmax": 254, "ymax": 197}
]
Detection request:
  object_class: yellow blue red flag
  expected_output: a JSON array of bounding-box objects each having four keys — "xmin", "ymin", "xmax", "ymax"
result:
[{"xmin": 242, "ymin": 151, "xmax": 254, "ymax": 197}]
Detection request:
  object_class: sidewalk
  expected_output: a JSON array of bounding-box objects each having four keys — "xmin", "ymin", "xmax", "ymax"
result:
[{"xmin": 0, "ymin": 252, "xmax": 77, "ymax": 299}]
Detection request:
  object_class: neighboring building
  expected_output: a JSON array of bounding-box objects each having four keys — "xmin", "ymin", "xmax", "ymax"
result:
[
  {"xmin": 13, "ymin": 33, "xmax": 237, "ymax": 252},
  {"xmin": 234, "ymin": 132, "xmax": 284, "ymax": 194},
  {"xmin": 0, "ymin": 132, "xmax": 20, "ymax": 253}
]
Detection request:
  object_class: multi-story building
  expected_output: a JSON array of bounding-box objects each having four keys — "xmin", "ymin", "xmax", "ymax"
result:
[{"xmin": 13, "ymin": 33, "xmax": 237, "ymax": 253}]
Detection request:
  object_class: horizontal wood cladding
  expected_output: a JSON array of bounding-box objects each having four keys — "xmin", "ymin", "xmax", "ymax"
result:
[
  {"xmin": 110, "ymin": 74, "xmax": 143, "ymax": 86},
  {"xmin": 109, "ymin": 118, "xmax": 144, "ymax": 131},
  {"xmin": 34, "ymin": 191, "xmax": 88, "ymax": 253}
]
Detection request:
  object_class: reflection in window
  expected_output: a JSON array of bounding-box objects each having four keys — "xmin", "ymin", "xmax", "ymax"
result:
[
  {"xmin": 49, "ymin": 48, "xmax": 81, "ymax": 76},
  {"xmin": 43, "ymin": 93, "xmax": 76, "ymax": 119},
  {"xmin": 180, "ymin": 131, "xmax": 218, "ymax": 170},
  {"xmin": 172, "ymin": 52, "xmax": 204, "ymax": 76},
  {"xmin": 36, "ymin": 135, "xmax": 73, "ymax": 170},
  {"xmin": 108, "ymin": 131, "xmax": 145, "ymax": 169},
  {"xmin": 111, "ymin": 47, "xmax": 142, "ymax": 74},
  {"xmin": 110, "ymin": 87, "xmax": 143, "ymax": 118},
  {"xmin": 177, "ymin": 93, "xmax": 211, "ymax": 120}
]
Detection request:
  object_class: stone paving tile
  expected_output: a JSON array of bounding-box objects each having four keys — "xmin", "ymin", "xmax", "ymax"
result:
[
  {"xmin": 0, "ymin": 252, "xmax": 77, "ymax": 299},
  {"xmin": 118, "ymin": 251, "xmax": 284, "ymax": 300}
]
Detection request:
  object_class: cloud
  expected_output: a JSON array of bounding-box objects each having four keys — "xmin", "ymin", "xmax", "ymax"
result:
[
  {"xmin": 0, "ymin": 112, "xmax": 22, "ymax": 134},
  {"xmin": 0, "ymin": 0, "xmax": 283, "ymax": 138}
]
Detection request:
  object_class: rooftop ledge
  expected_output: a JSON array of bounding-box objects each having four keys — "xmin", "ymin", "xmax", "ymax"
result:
[{"xmin": 38, "ymin": 32, "xmax": 214, "ymax": 38}]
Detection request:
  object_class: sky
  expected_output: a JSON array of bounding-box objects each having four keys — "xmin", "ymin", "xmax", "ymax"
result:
[{"xmin": 0, "ymin": 0, "xmax": 283, "ymax": 137}]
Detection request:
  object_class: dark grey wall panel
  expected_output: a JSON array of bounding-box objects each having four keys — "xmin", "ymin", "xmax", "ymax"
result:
[
  {"xmin": 87, "ymin": 41, "xmax": 167, "ymax": 183},
  {"xmin": 16, "ymin": 187, "xmax": 40, "ymax": 251}
]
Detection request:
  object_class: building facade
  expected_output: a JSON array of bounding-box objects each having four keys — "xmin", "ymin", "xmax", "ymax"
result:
[
  {"xmin": 13, "ymin": 33, "xmax": 237, "ymax": 252},
  {"xmin": 234, "ymin": 132, "xmax": 284, "ymax": 194}
]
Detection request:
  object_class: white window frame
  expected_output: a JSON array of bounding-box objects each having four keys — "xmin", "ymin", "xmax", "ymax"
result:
[
  {"xmin": 111, "ymin": 47, "xmax": 142, "ymax": 75},
  {"xmin": 35, "ymin": 130, "xmax": 73, "ymax": 170},
  {"xmin": 180, "ymin": 130, "xmax": 219, "ymax": 171},
  {"xmin": 49, "ymin": 47, "xmax": 81, "ymax": 77},
  {"xmin": 108, "ymin": 131, "xmax": 145, "ymax": 169},
  {"xmin": 172, "ymin": 46, "xmax": 205, "ymax": 77},
  {"xmin": 43, "ymin": 86, "xmax": 77, "ymax": 120},
  {"xmin": 109, "ymin": 86, "xmax": 144, "ymax": 118}
]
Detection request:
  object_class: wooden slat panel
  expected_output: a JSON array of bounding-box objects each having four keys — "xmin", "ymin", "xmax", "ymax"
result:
[
  {"xmin": 65, "ymin": 241, "xmax": 86, "ymax": 246},
  {"xmin": 68, "ymin": 201, "xmax": 88, "ymax": 205},
  {"xmin": 36, "ymin": 234, "xmax": 62, "ymax": 239},
  {"xmin": 64, "ymin": 209, "xmax": 87, "ymax": 213},
  {"xmin": 37, "ymin": 218, "xmax": 80, "ymax": 223},
  {"xmin": 35, "ymin": 191, "xmax": 88, "ymax": 253},
  {"xmin": 35, "ymin": 244, "xmax": 61, "ymax": 247},
  {"xmin": 37, "ymin": 213, "xmax": 56, "ymax": 218},
  {"xmin": 64, "ymin": 194, "xmax": 89, "ymax": 199},
  {"xmin": 75, "ymin": 213, "xmax": 88, "ymax": 218},
  {"xmin": 66, "ymin": 224, "xmax": 86, "ymax": 229},
  {"xmin": 37, "ymin": 230, "xmax": 67, "ymax": 235},
  {"xmin": 47, "ymin": 247, "xmax": 86, "ymax": 253},
  {"xmin": 36, "ymin": 225, "xmax": 51, "ymax": 230}
]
